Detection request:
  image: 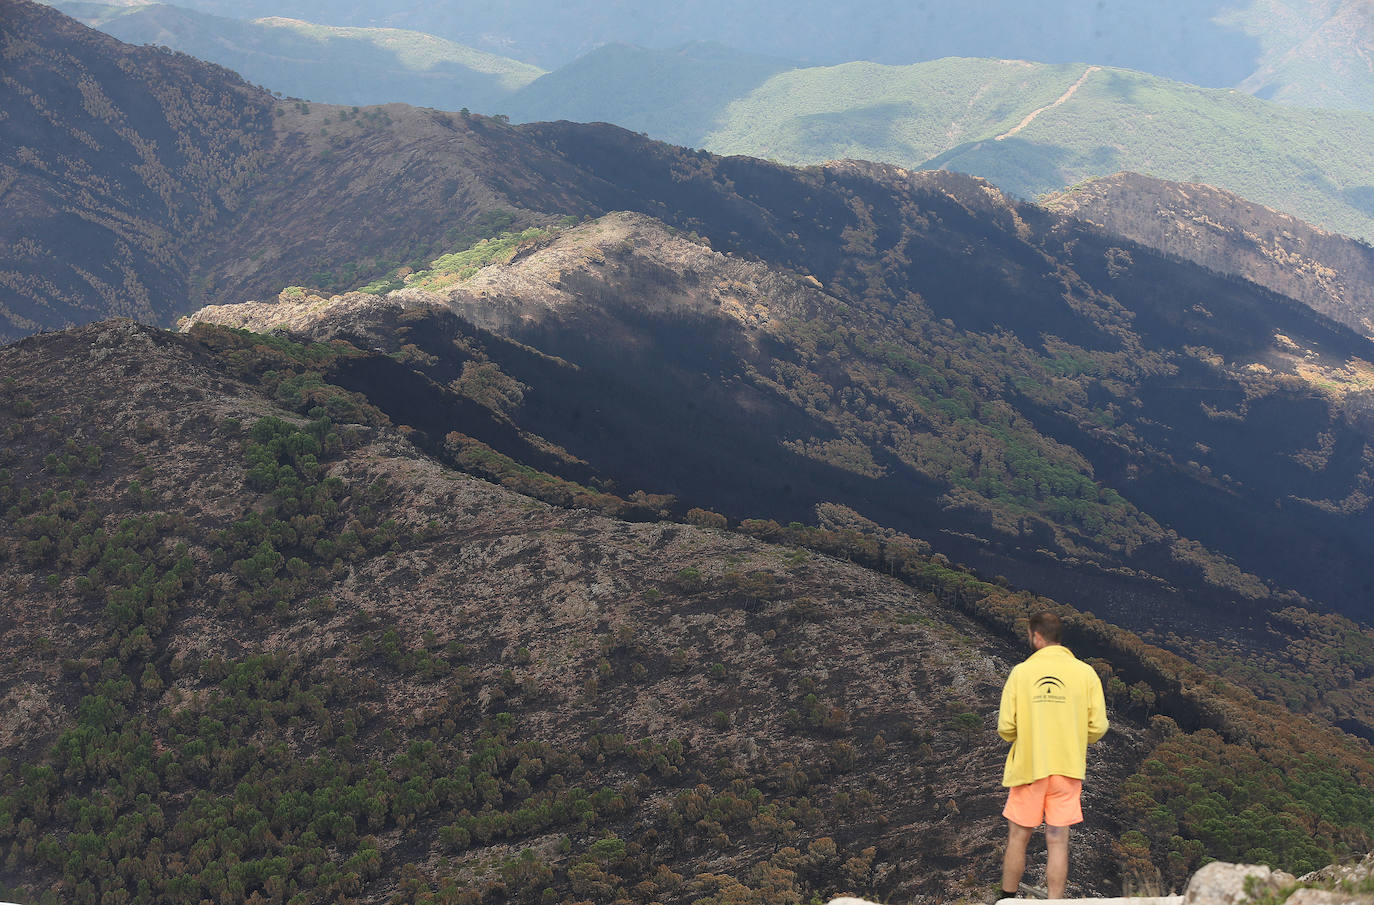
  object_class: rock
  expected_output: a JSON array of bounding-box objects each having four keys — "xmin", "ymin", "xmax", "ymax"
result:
[
  {"xmin": 1184, "ymin": 862, "xmax": 1295, "ymax": 905},
  {"xmin": 1285, "ymin": 851, "xmax": 1374, "ymax": 905},
  {"xmin": 995, "ymin": 899, "xmax": 1181, "ymax": 905},
  {"xmin": 1300, "ymin": 852, "xmax": 1374, "ymax": 888},
  {"xmin": 823, "ymin": 856, "xmax": 1373, "ymax": 905},
  {"xmin": 1284, "ymin": 891, "xmax": 1374, "ymax": 905}
]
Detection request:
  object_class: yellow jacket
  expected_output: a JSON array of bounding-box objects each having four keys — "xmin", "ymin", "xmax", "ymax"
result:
[{"xmin": 997, "ymin": 644, "xmax": 1108, "ymax": 787}]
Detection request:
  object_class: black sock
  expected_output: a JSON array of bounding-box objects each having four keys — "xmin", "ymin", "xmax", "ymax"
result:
[{"xmin": 1002, "ymin": 891, "xmax": 1018, "ymax": 898}]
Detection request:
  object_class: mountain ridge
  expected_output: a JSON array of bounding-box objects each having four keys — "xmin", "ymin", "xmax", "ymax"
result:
[
  {"xmin": 42, "ymin": 0, "xmax": 1267, "ymax": 83},
  {"xmin": 1042, "ymin": 173, "xmax": 1374, "ymax": 343},
  {"xmin": 698, "ymin": 59, "xmax": 1374, "ymax": 241},
  {"xmin": 38, "ymin": 0, "xmax": 1374, "ymax": 243},
  {"xmin": 183, "ymin": 193, "xmax": 1374, "ymax": 640}
]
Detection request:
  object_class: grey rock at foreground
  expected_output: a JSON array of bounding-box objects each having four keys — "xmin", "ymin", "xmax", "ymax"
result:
[
  {"xmin": 1181, "ymin": 853, "xmax": 1374, "ymax": 905},
  {"xmin": 1184, "ymin": 863, "xmax": 1297, "ymax": 905},
  {"xmin": 1285, "ymin": 892, "xmax": 1374, "ymax": 905},
  {"xmin": 1286, "ymin": 848, "xmax": 1374, "ymax": 905},
  {"xmin": 829, "ymin": 895, "xmax": 1183, "ymax": 905},
  {"xmin": 1299, "ymin": 851, "xmax": 1374, "ymax": 890},
  {"xmin": 997, "ymin": 899, "xmax": 1182, "ymax": 905},
  {"xmin": 826, "ymin": 853, "xmax": 1374, "ymax": 905},
  {"xmin": 992, "ymin": 898, "xmax": 1183, "ymax": 905}
]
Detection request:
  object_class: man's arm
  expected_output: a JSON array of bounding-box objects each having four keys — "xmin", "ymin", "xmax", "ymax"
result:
[
  {"xmin": 1086, "ymin": 669, "xmax": 1108, "ymax": 744},
  {"xmin": 997, "ymin": 672, "xmax": 1017, "ymax": 742}
]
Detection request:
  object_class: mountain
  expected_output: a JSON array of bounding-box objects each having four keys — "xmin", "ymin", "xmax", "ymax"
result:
[
  {"xmin": 497, "ymin": 49, "xmax": 1374, "ymax": 242},
  {"xmin": 64, "ymin": 0, "xmax": 1264, "ymax": 83},
  {"xmin": 0, "ymin": 319, "xmax": 1070, "ymax": 904},
  {"xmin": 8, "ymin": 0, "xmax": 1374, "ymax": 645},
  {"xmin": 44, "ymin": 0, "xmax": 545, "ymax": 110},
  {"xmin": 39, "ymin": 3, "xmax": 1374, "ymax": 247},
  {"xmin": 46, "ymin": 0, "xmax": 1374, "ymax": 112},
  {"xmin": 0, "ymin": 0, "xmax": 275, "ymax": 339},
  {"xmin": 1043, "ymin": 172, "xmax": 1374, "ymax": 343},
  {"xmin": 1220, "ymin": 0, "xmax": 1374, "ymax": 110},
  {"xmin": 0, "ymin": 320, "xmax": 1148, "ymax": 901},
  {"xmin": 1, "ymin": 315, "xmax": 1371, "ymax": 905},
  {"xmin": 178, "ymin": 187, "xmax": 1374, "ymax": 645},
  {"xmin": 700, "ymin": 59, "xmax": 1374, "ymax": 241}
]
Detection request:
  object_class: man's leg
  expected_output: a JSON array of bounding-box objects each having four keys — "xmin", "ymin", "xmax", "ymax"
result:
[
  {"xmin": 1045, "ymin": 824, "xmax": 1070, "ymax": 899},
  {"xmin": 1001, "ymin": 820, "xmax": 1034, "ymax": 896}
]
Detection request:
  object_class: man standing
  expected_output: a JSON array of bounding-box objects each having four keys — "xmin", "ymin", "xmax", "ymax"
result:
[{"xmin": 997, "ymin": 611, "xmax": 1109, "ymax": 900}]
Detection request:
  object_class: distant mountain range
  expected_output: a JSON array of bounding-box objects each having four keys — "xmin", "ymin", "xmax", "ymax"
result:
[
  {"xmin": 43, "ymin": 0, "xmax": 1374, "ymax": 106},
  {"xmin": 48, "ymin": 0, "xmax": 544, "ymax": 108},
  {"xmin": 40, "ymin": 0, "xmax": 1362, "ymax": 91},
  {"xmin": 645, "ymin": 55, "xmax": 1374, "ymax": 242},
  {"xmin": 1221, "ymin": 0, "xmax": 1374, "ymax": 110},
  {"xmin": 43, "ymin": 1, "xmax": 1374, "ymax": 245}
]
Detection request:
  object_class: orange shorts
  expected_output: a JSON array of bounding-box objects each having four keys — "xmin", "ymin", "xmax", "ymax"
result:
[{"xmin": 1003, "ymin": 775, "xmax": 1083, "ymax": 827}]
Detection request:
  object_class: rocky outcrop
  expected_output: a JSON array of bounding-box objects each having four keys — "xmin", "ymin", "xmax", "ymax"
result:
[
  {"xmin": 1290, "ymin": 852, "xmax": 1374, "ymax": 905},
  {"xmin": 1183, "ymin": 862, "xmax": 1296, "ymax": 905},
  {"xmin": 180, "ymin": 288, "xmax": 422, "ymax": 346},
  {"xmin": 1177, "ymin": 855, "xmax": 1374, "ymax": 905},
  {"xmin": 823, "ymin": 852, "xmax": 1374, "ymax": 905},
  {"xmin": 1300, "ymin": 851, "xmax": 1374, "ymax": 889}
]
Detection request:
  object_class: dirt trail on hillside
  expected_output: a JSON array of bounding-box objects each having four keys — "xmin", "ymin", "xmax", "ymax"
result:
[{"xmin": 996, "ymin": 65, "xmax": 1102, "ymax": 140}]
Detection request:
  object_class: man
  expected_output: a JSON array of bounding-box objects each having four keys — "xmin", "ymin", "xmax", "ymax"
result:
[{"xmin": 996, "ymin": 611, "xmax": 1108, "ymax": 901}]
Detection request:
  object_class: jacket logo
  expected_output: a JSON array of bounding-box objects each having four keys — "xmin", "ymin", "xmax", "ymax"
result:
[{"xmin": 1036, "ymin": 676, "xmax": 1065, "ymax": 693}]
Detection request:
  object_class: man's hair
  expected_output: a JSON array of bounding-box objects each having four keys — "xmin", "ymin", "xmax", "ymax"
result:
[{"xmin": 1028, "ymin": 611, "xmax": 1062, "ymax": 644}]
